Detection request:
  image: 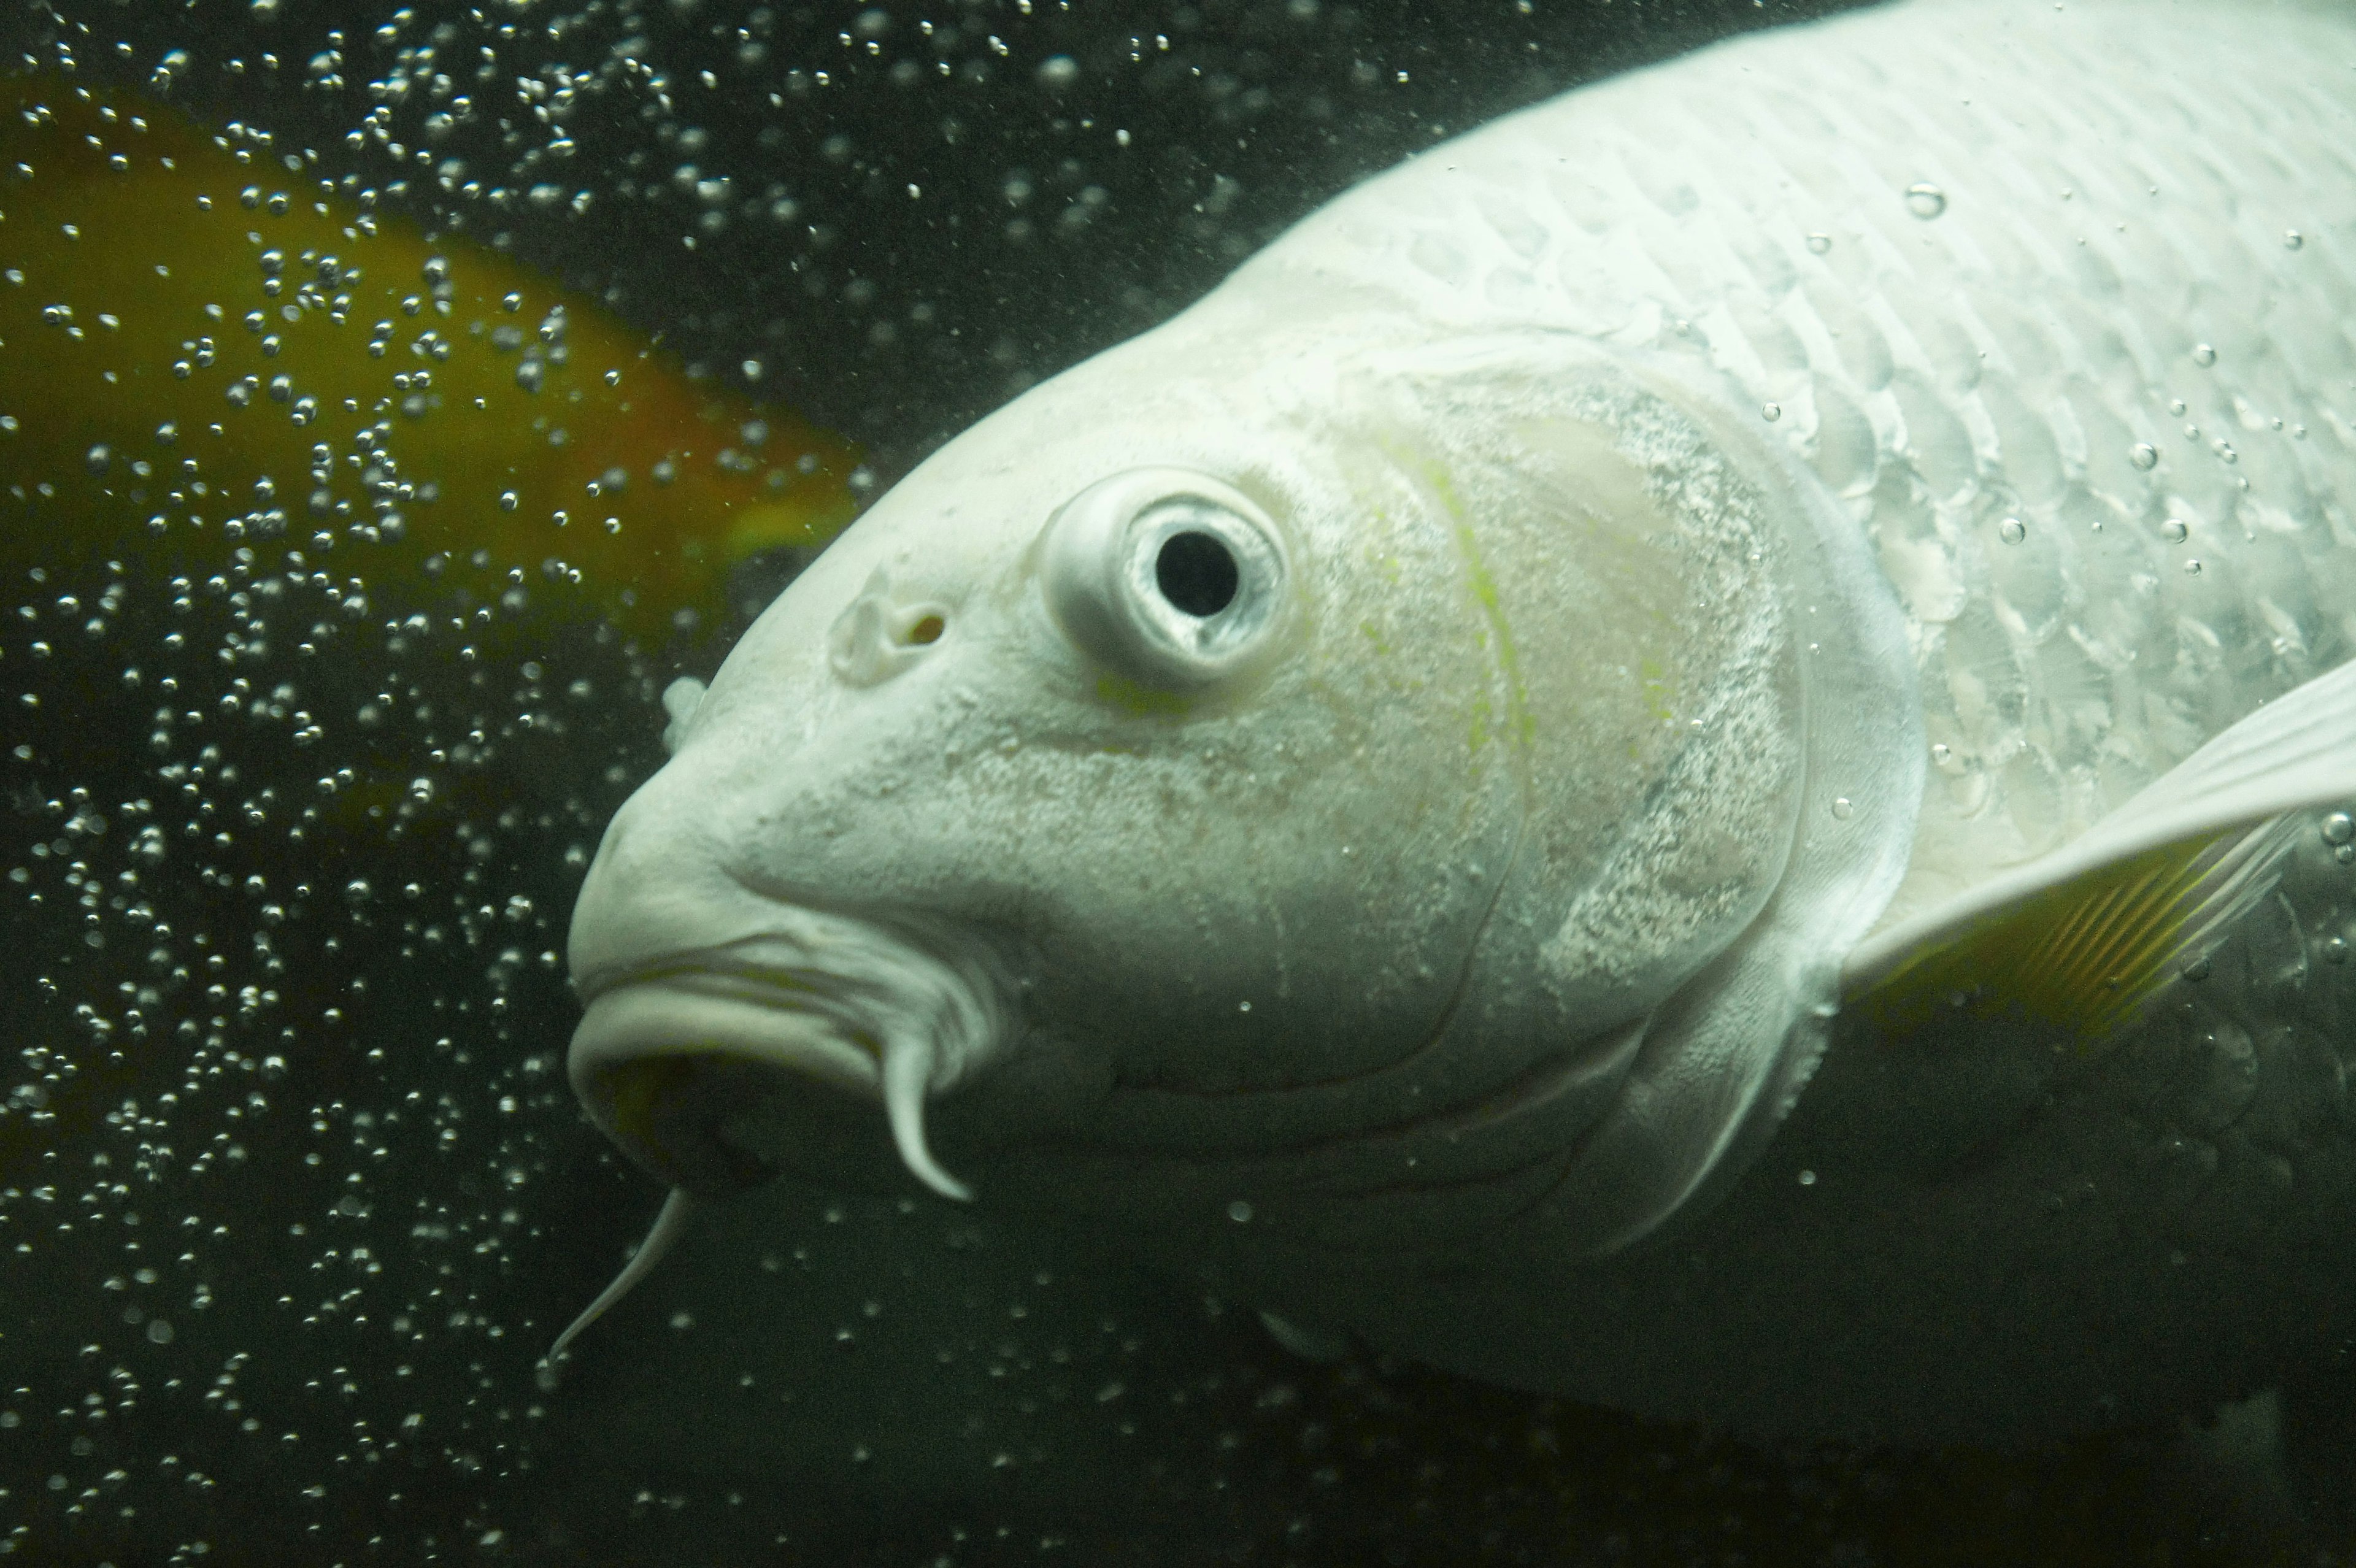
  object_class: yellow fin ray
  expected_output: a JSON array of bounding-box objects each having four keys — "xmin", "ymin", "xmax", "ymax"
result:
[
  {"xmin": 1853, "ymin": 815, "xmax": 2297, "ymax": 1048},
  {"xmin": 1844, "ymin": 655, "xmax": 2356, "ymax": 1049}
]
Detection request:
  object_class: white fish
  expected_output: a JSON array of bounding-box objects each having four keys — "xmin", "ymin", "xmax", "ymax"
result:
[{"xmin": 552, "ymin": 0, "xmax": 2356, "ymax": 1443}]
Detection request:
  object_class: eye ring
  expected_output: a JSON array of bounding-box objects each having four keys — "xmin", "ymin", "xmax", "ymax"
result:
[{"xmin": 1038, "ymin": 467, "xmax": 1293, "ymax": 692}]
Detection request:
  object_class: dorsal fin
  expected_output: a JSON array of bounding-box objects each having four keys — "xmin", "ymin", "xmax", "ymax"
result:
[{"xmin": 1844, "ymin": 656, "xmax": 2356, "ymax": 1045}]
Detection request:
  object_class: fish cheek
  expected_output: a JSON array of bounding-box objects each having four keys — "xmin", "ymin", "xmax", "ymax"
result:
[
  {"xmin": 918, "ymin": 663, "xmax": 1513, "ymax": 1095},
  {"xmin": 1410, "ymin": 393, "xmax": 1809, "ymax": 1028}
]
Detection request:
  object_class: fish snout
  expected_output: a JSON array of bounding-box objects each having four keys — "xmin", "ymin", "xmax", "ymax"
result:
[{"xmin": 564, "ymin": 775, "xmax": 755, "ymax": 993}]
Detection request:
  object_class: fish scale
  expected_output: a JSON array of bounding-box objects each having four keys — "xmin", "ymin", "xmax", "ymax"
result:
[{"xmin": 1257, "ymin": 0, "xmax": 2356, "ymax": 925}]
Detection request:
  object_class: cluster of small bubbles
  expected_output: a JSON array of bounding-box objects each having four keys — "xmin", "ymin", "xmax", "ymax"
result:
[
  {"xmin": 39, "ymin": 0, "xmax": 1591, "ymax": 464},
  {"xmin": 2, "ymin": 497, "xmax": 696, "ymax": 1558}
]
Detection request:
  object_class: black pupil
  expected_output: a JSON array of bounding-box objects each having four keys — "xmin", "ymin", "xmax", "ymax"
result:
[{"xmin": 1155, "ymin": 531, "xmax": 1240, "ymax": 617}]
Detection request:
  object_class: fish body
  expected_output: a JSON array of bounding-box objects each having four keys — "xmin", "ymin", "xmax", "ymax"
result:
[{"xmin": 561, "ymin": 0, "xmax": 2356, "ymax": 1442}]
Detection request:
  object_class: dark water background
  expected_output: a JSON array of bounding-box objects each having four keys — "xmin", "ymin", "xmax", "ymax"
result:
[{"xmin": 1, "ymin": 0, "xmax": 2345, "ymax": 1562}]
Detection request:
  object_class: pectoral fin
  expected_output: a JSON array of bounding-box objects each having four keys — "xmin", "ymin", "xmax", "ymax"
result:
[{"xmin": 1844, "ymin": 657, "xmax": 2356, "ymax": 1048}]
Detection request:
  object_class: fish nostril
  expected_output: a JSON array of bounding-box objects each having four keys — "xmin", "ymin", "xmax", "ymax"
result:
[{"xmin": 828, "ymin": 569, "xmax": 950, "ymax": 685}]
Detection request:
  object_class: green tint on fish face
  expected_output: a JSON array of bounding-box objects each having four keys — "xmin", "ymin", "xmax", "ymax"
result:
[
  {"xmin": 1336, "ymin": 340, "xmax": 1812, "ymax": 1039},
  {"xmin": 955, "ymin": 333, "xmax": 1903, "ymax": 1270},
  {"xmin": 734, "ymin": 369, "xmax": 1533, "ymax": 1108},
  {"xmin": 566, "ymin": 304, "xmax": 1904, "ymax": 1287},
  {"xmin": 568, "ymin": 310, "xmax": 1540, "ymax": 1191}
]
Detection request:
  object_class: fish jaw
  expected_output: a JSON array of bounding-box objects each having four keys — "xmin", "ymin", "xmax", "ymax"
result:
[{"xmin": 566, "ymin": 801, "xmax": 1018, "ymax": 1203}]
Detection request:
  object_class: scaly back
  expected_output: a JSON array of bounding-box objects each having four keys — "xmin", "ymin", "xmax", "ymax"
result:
[{"xmin": 1241, "ymin": 0, "xmax": 2356, "ymax": 928}]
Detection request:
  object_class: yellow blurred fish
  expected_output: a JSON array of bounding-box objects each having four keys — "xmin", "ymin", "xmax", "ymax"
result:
[{"xmin": 0, "ymin": 79, "xmax": 860, "ymax": 636}]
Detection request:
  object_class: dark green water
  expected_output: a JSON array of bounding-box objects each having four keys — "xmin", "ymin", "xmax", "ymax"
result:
[{"xmin": 1, "ymin": 0, "xmax": 2345, "ymax": 1562}]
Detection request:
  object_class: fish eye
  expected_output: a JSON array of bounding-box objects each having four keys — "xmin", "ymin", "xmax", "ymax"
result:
[
  {"xmin": 1039, "ymin": 466, "xmax": 1291, "ymax": 692},
  {"xmin": 1154, "ymin": 531, "xmax": 1240, "ymax": 617}
]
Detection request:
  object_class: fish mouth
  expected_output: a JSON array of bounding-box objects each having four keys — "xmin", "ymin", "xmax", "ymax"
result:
[{"xmin": 568, "ymin": 910, "xmax": 1016, "ymax": 1203}]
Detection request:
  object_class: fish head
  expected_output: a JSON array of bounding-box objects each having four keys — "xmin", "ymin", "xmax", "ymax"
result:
[
  {"xmin": 568, "ymin": 304, "xmax": 1528, "ymax": 1204},
  {"xmin": 564, "ymin": 304, "xmax": 1921, "ymax": 1284}
]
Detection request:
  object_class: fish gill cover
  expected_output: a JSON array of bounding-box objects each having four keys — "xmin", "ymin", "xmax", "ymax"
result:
[{"xmin": 0, "ymin": 1, "xmax": 2338, "ymax": 1566}]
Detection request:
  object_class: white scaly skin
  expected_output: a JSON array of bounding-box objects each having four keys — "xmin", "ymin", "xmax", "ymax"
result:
[
  {"xmin": 561, "ymin": 0, "xmax": 2356, "ymax": 1442},
  {"xmin": 1265, "ymin": 0, "xmax": 2356, "ymax": 927}
]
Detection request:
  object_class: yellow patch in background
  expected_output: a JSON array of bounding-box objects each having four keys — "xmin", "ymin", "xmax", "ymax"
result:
[{"xmin": 0, "ymin": 80, "xmax": 861, "ymax": 637}]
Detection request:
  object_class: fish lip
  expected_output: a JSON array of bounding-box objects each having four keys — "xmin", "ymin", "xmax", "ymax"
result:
[
  {"xmin": 569, "ymin": 956, "xmax": 890, "ymax": 1102},
  {"xmin": 564, "ymin": 914, "xmax": 1021, "ymax": 1202},
  {"xmin": 572, "ymin": 939, "xmax": 856, "ymax": 1015}
]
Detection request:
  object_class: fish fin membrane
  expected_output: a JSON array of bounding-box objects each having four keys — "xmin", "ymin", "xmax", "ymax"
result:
[{"xmin": 1844, "ymin": 655, "xmax": 2356, "ymax": 1047}]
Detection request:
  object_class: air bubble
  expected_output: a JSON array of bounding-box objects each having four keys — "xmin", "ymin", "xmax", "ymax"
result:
[
  {"xmin": 1998, "ymin": 517, "xmax": 2025, "ymax": 545},
  {"xmin": 1830, "ymin": 796, "xmax": 1854, "ymax": 820},
  {"xmin": 1804, "ymin": 233, "xmax": 1831, "ymax": 254},
  {"xmin": 2128, "ymin": 443, "xmax": 2159, "ymax": 471},
  {"xmin": 2190, "ymin": 343, "xmax": 2217, "ymax": 367},
  {"xmin": 2323, "ymin": 812, "xmax": 2353, "ymax": 847},
  {"xmin": 1226, "ymin": 1200, "xmax": 1253, "ymax": 1223},
  {"xmin": 2162, "ymin": 517, "xmax": 2189, "ymax": 542},
  {"xmin": 2284, "ymin": 229, "xmax": 2303, "ymax": 250},
  {"xmin": 1903, "ymin": 183, "xmax": 1946, "ymax": 219},
  {"xmin": 1760, "ymin": 402, "xmax": 1780, "ymax": 422}
]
